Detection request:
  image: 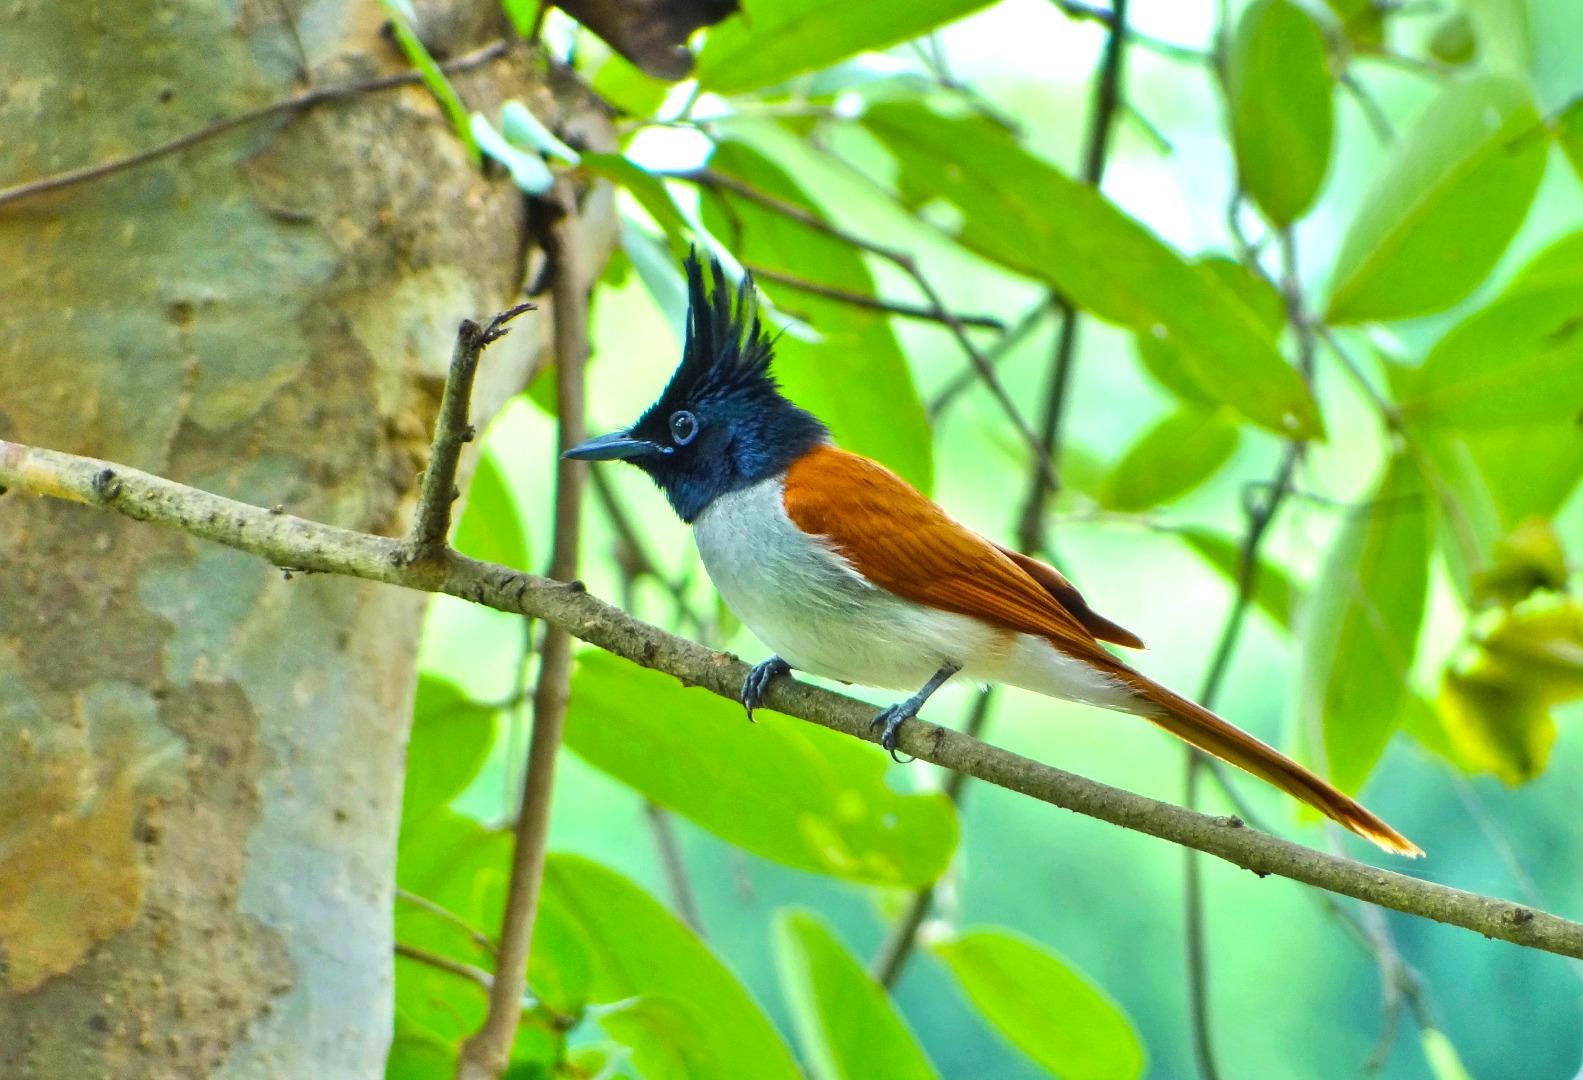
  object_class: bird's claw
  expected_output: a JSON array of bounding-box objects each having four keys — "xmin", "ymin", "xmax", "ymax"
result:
[
  {"xmin": 869, "ymin": 704, "xmax": 917, "ymax": 763},
  {"xmin": 741, "ymin": 656, "xmax": 791, "ymax": 722}
]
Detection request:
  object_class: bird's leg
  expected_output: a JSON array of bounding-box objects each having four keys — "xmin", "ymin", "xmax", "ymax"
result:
[
  {"xmin": 741, "ymin": 656, "xmax": 791, "ymax": 722},
  {"xmin": 871, "ymin": 662, "xmax": 961, "ymax": 762}
]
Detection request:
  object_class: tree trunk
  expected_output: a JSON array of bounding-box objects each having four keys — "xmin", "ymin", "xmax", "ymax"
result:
[{"xmin": 0, "ymin": 3, "xmax": 613, "ymax": 1076}]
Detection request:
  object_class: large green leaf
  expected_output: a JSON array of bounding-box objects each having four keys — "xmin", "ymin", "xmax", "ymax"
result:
[
  {"xmin": 700, "ymin": 141, "xmax": 934, "ymax": 491},
  {"xmin": 1096, "ymin": 406, "xmax": 1240, "ymax": 512},
  {"xmin": 862, "ymin": 103, "xmax": 1321, "ymax": 438},
  {"xmin": 1227, "ymin": 0, "xmax": 1334, "ymax": 225},
  {"xmin": 563, "ymin": 652, "xmax": 957, "ymax": 885},
  {"xmin": 1176, "ymin": 525, "xmax": 1300, "ymax": 633},
  {"xmin": 695, "ymin": 0, "xmax": 995, "ymax": 94},
  {"xmin": 451, "ymin": 452, "xmax": 531, "ymax": 571},
  {"xmin": 1558, "ymin": 98, "xmax": 1583, "ymax": 184},
  {"xmin": 1325, "ymin": 75, "xmax": 1546, "ymax": 323},
  {"xmin": 400, "ymin": 677, "xmax": 498, "ymax": 834},
  {"xmin": 775, "ymin": 909, "xmax": 939, "ymax": 1080},
  {"xmin": 546, "ymin": 854, "xmax": 802, "ymax": 1079},
  {"xmin": 1400, "ymin": 231, "xmax": 1583, "ymax": 427},
  {"xmin": 933, "ymin": 928, "xmax": 1144, "ymax": 1080},
  {"xmin": 1298, "ymin": 454, "xmax": 1432, "ymax": 792}
]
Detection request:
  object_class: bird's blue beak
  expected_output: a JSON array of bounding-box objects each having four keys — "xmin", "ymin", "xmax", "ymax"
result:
[{"xmin": 562, "ymin": 430, "xmax": 669, "ymax": 462}]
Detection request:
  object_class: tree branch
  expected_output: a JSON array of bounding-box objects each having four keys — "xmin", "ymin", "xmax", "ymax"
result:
[
  {"xmin": 747, "ymin": 263, "xmax": 1005, "ymax": 330},
  {"xmin": 396, "ymin": 943, "xmax": 496, "ymax": 994},
  {"xmin": 5, "ymin": 438, "xmax": 1583, "ymax": 960},
  {"xmin": 0, "ymin": 39, "xmax": 512, "ymax": 212},
  {"xmin": 456, "ymin": 209, "xmax": 589, "ymax": 1080}
]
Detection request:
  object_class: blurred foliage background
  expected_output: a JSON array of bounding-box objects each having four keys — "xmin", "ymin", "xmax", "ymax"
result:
[{"xmin": 392, "ymin": 0, "xmax": 1583, "ymax": 1076}]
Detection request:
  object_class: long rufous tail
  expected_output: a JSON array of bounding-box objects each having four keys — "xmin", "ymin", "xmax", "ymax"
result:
[{"xmin": 1119, "ymin": 670, "xmax": 1423, "ymax": 858}]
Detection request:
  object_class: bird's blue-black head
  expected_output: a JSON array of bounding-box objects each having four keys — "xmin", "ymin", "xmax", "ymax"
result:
[{"xmin": 564, "ymin": 253, "xmax": 828, "ymax": 522}]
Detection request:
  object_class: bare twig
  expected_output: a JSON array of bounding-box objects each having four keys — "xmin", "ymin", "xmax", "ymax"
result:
[
  {"xmin": 456, "ymin": 206, "xmax": 588, "ymax": 1080},
  {"xmin": 396, "ymin": 887, "xmax": 498, "ymax": 956},
  {"xmin": 748, "ymin": 263, "xmax": 1005, "ymax": 330},
  {"xmin": 9, "ymin": 441, "xmax": 1583, "ymax": 957},
  {"xmin": 646, "ymin": 802, "xmax": 707, "ymax": 935},
  {"xmin": 1016, "ymin": 0, "xmax": 1130, "ymax": 553},
  {"xmin": 407, "ymin": 304, "xmax": 535, "ymax": 557},
  {"xmin": 1051, "ymin": 0, "xmax": 1210, "ymax": 64},
  {"xmin": 0, "ymin": 39, "xmax": 511, "ymax": 211},
  {"xmin": 929, "ymin": 299, "xmax": 1054, "ymax": 418}
]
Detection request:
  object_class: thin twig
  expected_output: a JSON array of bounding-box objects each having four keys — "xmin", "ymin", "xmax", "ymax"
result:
[
  {"xmin": 646, "ymin": 802, "xmax": 708, "ymax": 935},
  {"xmin": 9, "ymin": 443, "xmax": 1583, "ymax": 957},
  {"xmin": 456, "ymin": 205, "xmax": 588, "ymax": 1080},
  {"xmin": 0, "ymin": 39, "xmax": 511, "ymax": 211},
  {"xmin": 928, "ymin": 299, "xmax": 1054, "ymax": 418},
  {"xmin": 396, "ymin": 887, "xmax": 499, "ymax": 955},
  {"xmin": 1050, "ymin": 0, "xmax": 1210, "ymax": 64},
  {"xmin": 1341, "ymin": 71, "xmax": 1396, "ymax": 143},
  {"xmin": 396, "ymin": 943, "xmax": 495, "ymax": 993},
  {"xmin": 407, "ymin": 304, "xmax": 535, "ymax": 557},
  {"xmin": 871, "ymin": 690, "xmax": 994, "ymax": 987},
  {"xmin": 272, "ymin": 0, "xmax": 312, "ymax": 84},
  {"xmin": 748, "ymin": 263, "xmax": 1005, "ymax": 330},
  {"xmin": 1016, "ymin": 0, "xmax": 1130, "ymax": 553},
  {"xmin": 668, "ymin": 168, "xmax": 1057, "ymax": 492}
]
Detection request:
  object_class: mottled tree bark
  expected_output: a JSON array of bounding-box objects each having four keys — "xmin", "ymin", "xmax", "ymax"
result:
[{"xmin": 0, "ymin": 2, "xmax": 613, "ymax": 1076}]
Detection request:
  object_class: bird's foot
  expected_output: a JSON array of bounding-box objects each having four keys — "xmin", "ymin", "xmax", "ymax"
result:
[
  {"xmin": 870, "ymin": 703, "xmax": 920, "ymax": 763},
  {"xmin": 741, "ymin": 656, "xmax": 791, "ymax": 722}
]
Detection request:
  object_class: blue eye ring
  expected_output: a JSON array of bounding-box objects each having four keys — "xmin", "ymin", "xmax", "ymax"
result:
[{"xmin": 669, "ymin": 410, "xmax": 699, "ymax": 446}]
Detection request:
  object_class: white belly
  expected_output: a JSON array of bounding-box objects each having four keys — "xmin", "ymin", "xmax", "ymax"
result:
[{"xmin": 692, "ymin": 477, "xmax": 1135, "ymax": 712}]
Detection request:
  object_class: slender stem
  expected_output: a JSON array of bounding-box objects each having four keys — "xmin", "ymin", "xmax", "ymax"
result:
[
  {"xmin": 396, "ymin": 887, "xmax": 499, "ymax": 955},
  {"xmin": 396, "ymin": 943, "xmax": 496, "ymax": 993},
  {"xmin": 747, "ymin": 263, "xmax": 1005, "ymax": 330},
  {"xmin": 10, "ymin": 441, "xmax": 1583, "ymax": 958},
  {"xmin": 1016, "ymin": 0, "xmax": 1130, "ymax": 553},
  {"xmin": 871, "ymin": 690, "xmax": 995, "ymax": 987},
  {"xmin": 929, "ymin": 299, "xmax": 1054, "ymax": 418},
  {"xmin": 646, "ymin": 802, "xmax": 708, "ymax": 935},
  {"xmin": 455, "ymin": 205, "xmax": 589, "ymax": 1080},
  {"xmin": 0, "ymin": 39, "xmax": 512, "ymax": 211}
]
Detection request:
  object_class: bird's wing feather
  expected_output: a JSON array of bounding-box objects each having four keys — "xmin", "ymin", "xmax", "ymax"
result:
[
  {"xmin": 781, "ymin": 446, "xmax": 1113, "ymax": 662},
  {"xmin": 991, "ymin": 544, "xmax": 1144, "ymax": 649}
]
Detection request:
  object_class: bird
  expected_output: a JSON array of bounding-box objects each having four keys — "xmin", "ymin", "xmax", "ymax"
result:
[{"xmin": 565, "ymin": 254, "xmax": 1422, "ymax": 858}]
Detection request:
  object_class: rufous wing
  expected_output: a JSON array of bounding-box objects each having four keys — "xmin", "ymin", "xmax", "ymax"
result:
[{"xmin": 781, "ymin": 445, "xmax": 1119, "ymax": 665}]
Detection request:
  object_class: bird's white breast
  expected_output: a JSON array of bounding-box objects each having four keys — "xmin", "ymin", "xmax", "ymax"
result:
[{"xmin": 692, "ymin": 476, "xmax": 1134, "ymax": 713}]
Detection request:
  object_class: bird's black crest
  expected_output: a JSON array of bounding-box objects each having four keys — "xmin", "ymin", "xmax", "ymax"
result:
[{"xmin": 645, "ymin": 252, "xmax": 778, "ymax": 418}]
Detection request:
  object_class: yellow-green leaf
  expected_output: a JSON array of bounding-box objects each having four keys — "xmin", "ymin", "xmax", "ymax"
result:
[
  {"xmin": 1096, "ymin": 407, "xmax": 1240, "ymax": 512},
  {"xmin": 1228, "ymin": 0, "xmax": 1334, "ymax": 225},
  {"xmin": 934, "ymin": 928, "xmax": 1143, "ymax": 1080},
  {"xmin": 775, "ymin": 910, "xmax": 939, "ymax": 1080},
  {"xmin": 451, "ymin": 452, "xmax": 531, "ymax": 570},
  {"xmin": 1326, "ymin": 75, "xmax": 1545, "ymax": 323},
  {"xmin": 1298, "ymin": 454, "xmax": 1431, "ymax": 792},
  {"xmin": 695, "ymin": 0, "xmax": 995, "ymax": 94}
]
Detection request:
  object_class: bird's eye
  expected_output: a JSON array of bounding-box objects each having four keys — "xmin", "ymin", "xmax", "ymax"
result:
[{"xmin": 669, "ymin": 410, "xmax": 699, "ymax": 446}]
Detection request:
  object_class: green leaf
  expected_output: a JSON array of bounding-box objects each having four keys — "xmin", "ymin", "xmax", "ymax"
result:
[
  {"xmin": 695, "ymin": 0, "xmax": 995, "ymax": 95},
  {"xmin": 1322, "ymin": 0, "xmax": 1385, "ymax": 51},
  {"xmin": 377, "ymin": 0, "xmax": 479, "ymax": 164},
  {"xmin": 701, "ymin": 141, "xmax": 934, "ymax": 490},
  {"xmin": 1438, "ymin": 668, "xmax": 1555, "ymax": 785},
  {"xmin": 400, "ymin": 678, "xmax": 498, "ymax": 832},
  {"xmin": 563, "ymin": 652, "xmax": 958, "ymax": 886},
  {"xmin": 1427, "ymin": 12, "xmax": 1477, "ymax": 66},
  {"xmin": 1325, "ymin": 75, "xmax": 1546, "ymax": 323},
  {"xmin": 774, "ymin": 909, "xmax": 939, "ymax": 1080},
  {"xmin": 933, "ymin": 928, "xmax": 1144, "ymax": 1080},
  {"xmin": 583, "ymin": 153, "xmax": 692, "ymax": 251},
  {"xmin": 862, "ymin": 103, "xmax": 1322, "ymax": 438},
  {"xmin": 592, "ymin": 51, "xmax": 671, "ymax": 118},
  {"xmin": 1400, "ymin": 230, "xmax": 1583, "ymax": 427},
  {"xmin": 1176, "ymin": 526, "xmax": 1300, "ymax": 633},
  {"xmin": 452, "ymin": 452, "xmax": 531, "ymax": 570},
  {"xmin": 545, "ymin": 854, "xmax": 802, "ymax": 1079},
  {"xmin": 1227, "ymin": 0, "xmax": 1334, "ymax": 225},
  {"xmin": 1298, "ymin": 454, "xmax": 1432, "ymax": 792},
  {"xmin": 597, "ymin": 997, "xmax": 730, "ymax": 1080},
  {"xmin": 1557, "ymin": 98, "xmax": 1583, "ymax": 184},
  {"xmin": 1465, "ymin": 0, "xmax": 1530, "ymax": 75},
  {"xmin": 1096, "ymin": 406, "xmax": 1240, "ymax": 512}
]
